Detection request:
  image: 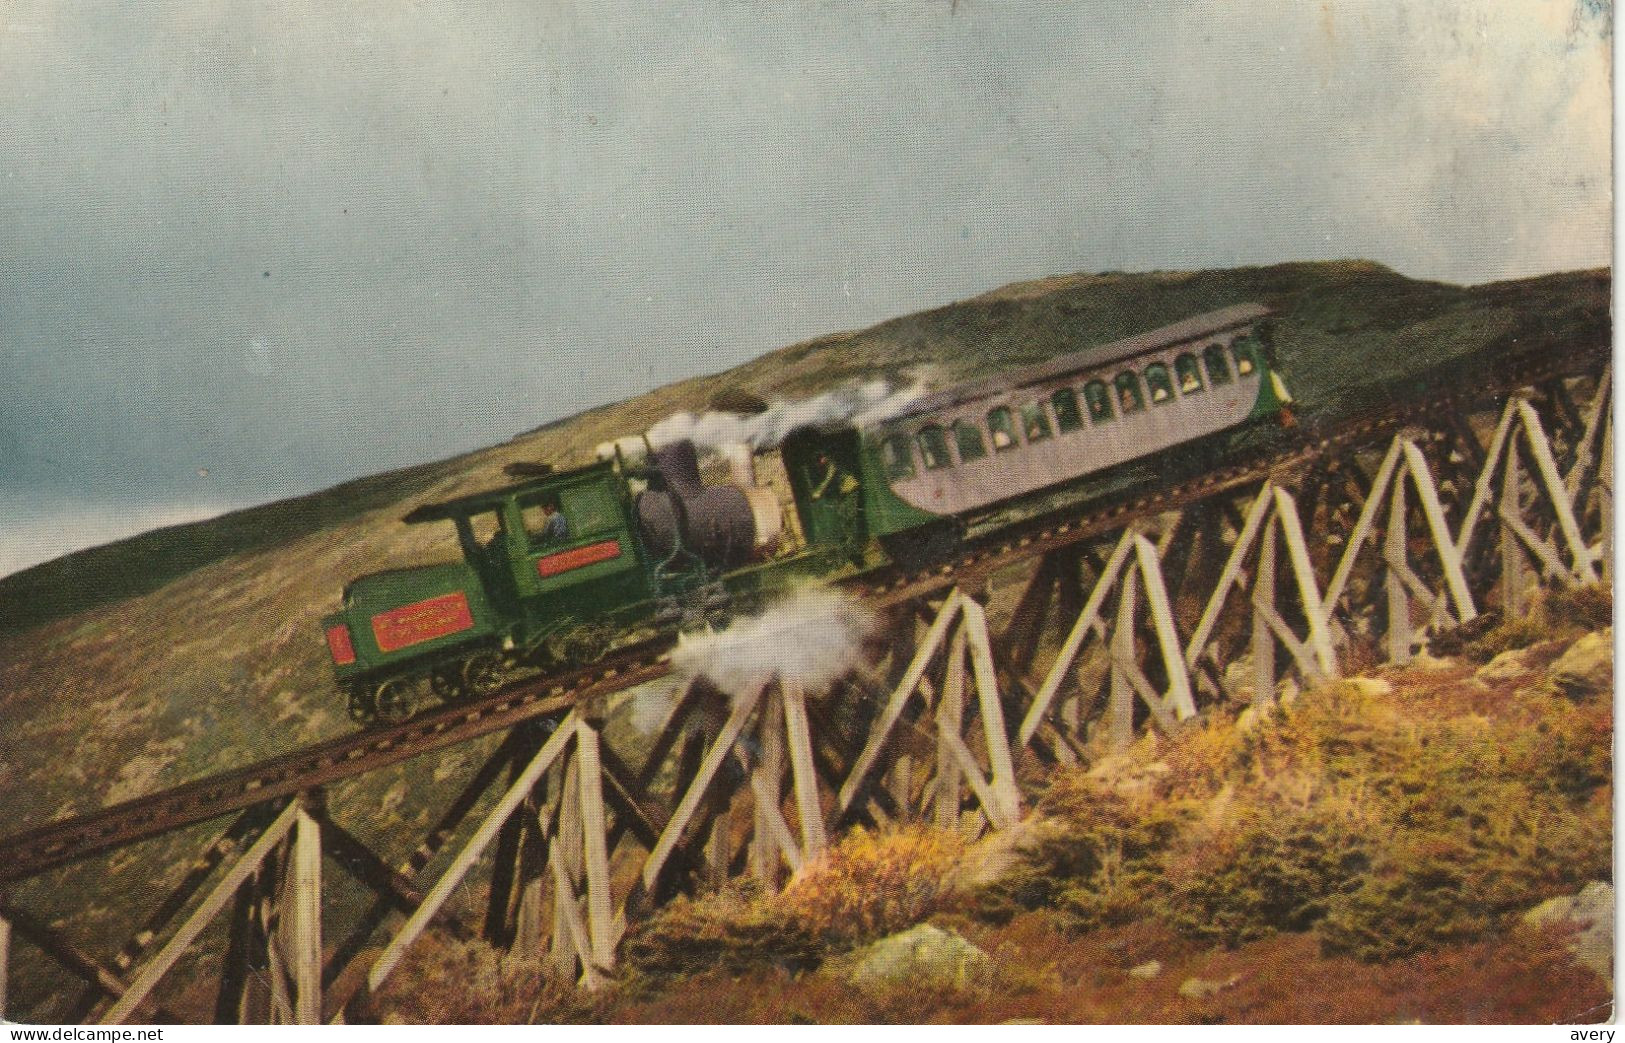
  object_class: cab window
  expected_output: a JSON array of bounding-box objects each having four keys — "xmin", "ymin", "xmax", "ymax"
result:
[
  {"xmin": 1020, "ymin": 403, "xmax": 1052, "ymax": 442},
  {"xmin": 917, "ymin": 425, "xmax": 952, "ymax": 470},
  {"xmin": 952, "ymin": 420, "xmax": 987, "ymax": 462},
  {"xmin": 987, "ymin": 406, "xmax": 1019, "ymax": 451},
  {"xmin": 1203, "ymin": 344, "xmax": 1232, "ymax": 385},
  {"xmin": 1231, "ymin": 337, "xmax": 1260, "ymax": 376},
  {"xmin": 470, "ymin": 509, "xmax": 505, "ymax": 550},
  {"xmin": 519, "ymin": 495, "xmax": 564, "ymax": 542},
  {"xmin": 882, "ymin": 434, "xmax": 916, "ymax": 479},
  {"xmin": 1145, "ymin": 363, "xmax": 1175, "ymax": 405},
  {"xmin": 1084, "ymin": 380, "xmax": 1114, "ymax": 422},
  {"xmin": 559, "ymin": 484, "xmax": 619, "ymax": 534},
  {"xmin": 1115, "ymin": 371, "xmax": 1145, "ymax": 414},
  {"xmin": 1175, "ymin": 353, "xmax": 1204, "ymax": 394},
  {"xmin": 1051, "ymin": 388, "xmax": 1084, "ymax": 432}
]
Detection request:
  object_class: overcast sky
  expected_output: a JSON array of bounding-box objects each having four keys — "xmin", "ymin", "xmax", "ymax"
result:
[{"xmin": 0, "ymin": 0, "xmax": 1612, "ymax": 576}]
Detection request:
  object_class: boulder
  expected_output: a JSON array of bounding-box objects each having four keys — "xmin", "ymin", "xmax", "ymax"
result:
[
  {"xmin": 1178, "ymin": 974, "xmax": 1240, "ymax": 999},
  {"xmin": 1549, "ymin": 630, "xmax": 1612, "ymax": 698},
  {"xmin": 1345, "ymin": 677, "xmax": 1394, "ymax": 698},
  {"xmin": 1523, "ymin": 881, "xmax": 1613, "ymax": 980},
  {"xmin": 846, "ymin": 924, "xmax": 993, "ymax": 993},
  {"xmin": 1476, "ymin": 648, "xmax": 1533, "ymax": 684}
]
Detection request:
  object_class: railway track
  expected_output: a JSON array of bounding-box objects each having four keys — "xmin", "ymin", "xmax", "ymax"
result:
[{"xmin": 0, "ymin": 343, "xmax": 1605, "ymax": 886}]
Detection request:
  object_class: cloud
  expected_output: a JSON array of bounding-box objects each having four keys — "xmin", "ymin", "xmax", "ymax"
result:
[{"xmin": 0, "ymin": 0, "xmax": 1609, "ymax": 565}]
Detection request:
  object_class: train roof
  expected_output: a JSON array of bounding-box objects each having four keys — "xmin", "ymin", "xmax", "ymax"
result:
[
  {"xmin": 880, "ymin": 302, "xmax": 1271, "ymax": 425},
  {"xmin": 402, "ymin": 458, "xmax": 613, "ymax": 524}
]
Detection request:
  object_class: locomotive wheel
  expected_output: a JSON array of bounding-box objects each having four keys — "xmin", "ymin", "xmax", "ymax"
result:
[
  {"xmin": 373, "ymin": 679, "xmax": 415, "ymax": 724},
  {"xmin": 347, "ymin": 686, "xmax": 377, "ymax": 725},
  {"xmin": 461, "ymin": 651, "xmax": 504, "ymax": 698},
  {"xmin": 429, "ymin": 667, "xmax": 466, "ymax": 703}
]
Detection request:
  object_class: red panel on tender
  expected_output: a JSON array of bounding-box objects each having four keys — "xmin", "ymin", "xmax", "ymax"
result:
[
  {"xmin": 326, "ymin": 624, "xmax": 357, "ymax": 665},
  {"xmin": 537, "ymin": 539, "xmax": 622, "ymax": 578},
  {"xmin": 371, "ymin": 591, "xmax": 475, "ymax": 653}
]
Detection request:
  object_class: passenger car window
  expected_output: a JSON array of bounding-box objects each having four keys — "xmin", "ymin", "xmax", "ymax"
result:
[
  {"xmin": 1231, "ymin": 337, "xmax": 1259, "ymax": 376},
  {"xmin": 1115, "ymin": 371, "xmax": 1145, "ymax": 414},
  {"xmin": 917, "ymin": 425, "xmax": 952, "ymax": 470},
  {"xmin": 1204, "ymin": 344, "xmax": 1232, "ymax": 385},
  {"xmin": 1051, "ymin": 388, "xmax": 1084, "ymax": 432},
  {"xmin": 882, "ymin": 434, "xmax": 916, "ymax": 479},
  {"xmin": 1084, "ymin": 380, "xmax": 1114, "ymax": 422},
  {"xmin": 1145, "ymin": 363, "xmax": 1175, "ymax": 404},
  {"xmin": 1020, "ymin": 403, "xmax": 1052, "ymax": 442},
  {"xmin": 1175, "ymin": 353, "xmax": 1204, "ymax": 394},
  {"xmin": 953, "ymin": 420, "xmax": 987, "ymax": 462},
  {"xmin": 987, "ymin": 406, "xmax": 1019, "ymax": 450}
]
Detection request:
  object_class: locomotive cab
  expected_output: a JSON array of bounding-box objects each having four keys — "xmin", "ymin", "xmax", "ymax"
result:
[{"xmin": 780, "ymin": 427, "xmax": 867, "ymax": 550}]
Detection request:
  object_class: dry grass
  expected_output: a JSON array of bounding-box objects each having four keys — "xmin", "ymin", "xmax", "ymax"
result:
[
  {"xmin": 607, "ymin": 913, "xmax": 1611, "ymax": 1024},
  {"xmin": 372, "ymin": 937, "xmax": 613, "ymax": 1024},
  {"xmin": 622, "ymin": 826, "xmax": 967, "ymax": 980},
  {"xmin": 974, "ymin": 626, "xmax": 1613, "ymax": 965}
]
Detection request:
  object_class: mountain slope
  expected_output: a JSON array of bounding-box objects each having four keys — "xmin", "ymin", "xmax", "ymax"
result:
[{"xmin": 0, "ymin": 260, "xmax": 1607, "ymax": 1018}]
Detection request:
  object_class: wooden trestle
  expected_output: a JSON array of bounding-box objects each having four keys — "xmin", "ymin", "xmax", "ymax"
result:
[{"xmin": 0, "ymin": 369, "xmax": 1610, "ymax": 1024}]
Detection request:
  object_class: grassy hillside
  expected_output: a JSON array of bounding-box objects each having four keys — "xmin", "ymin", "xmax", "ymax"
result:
[{"xmin": 0, "ymin": 260, "xmax": 1608, "ymax": 1020}]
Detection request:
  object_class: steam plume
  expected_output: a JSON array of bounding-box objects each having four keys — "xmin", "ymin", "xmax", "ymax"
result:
[
  {"xmin": 646, "ymin": 379, "xmax": 926, "ymax": 452},
  {"xmin": 669, "ymin": 585, "xmax": 879, "ymax": 702}
]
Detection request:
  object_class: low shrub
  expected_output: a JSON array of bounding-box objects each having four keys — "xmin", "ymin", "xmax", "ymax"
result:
[
  {"xmin": 624, "ymin": 826, "xmax": 966, "ymax": 978},
  {"xmin": 375, "ymin": 937, "xmax": 608, "ymax": 1024},
  {"xmin": 1464, "ymin": 583, "xmax": 1611, "ymax": 661},
  {"xmin": 621, "ymin": 891, "xmax": 823, "ymax": 979},
  {"xmin": 1315, "ymin": 705, "xmax": 1611, "ymax": 962},
  {"xmin": 781, "ymin": 826, "xmax": 965, "ymax": 943},
  {"xmin": 1161, "ymin": 803, "xmax": 1374, "ymax": 947},
  {"xmin": 971, "ymin": 780, "xmax": 1186, "ymax": 933}
]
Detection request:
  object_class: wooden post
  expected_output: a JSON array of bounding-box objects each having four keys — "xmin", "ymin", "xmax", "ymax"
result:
[
  {"xmin": 838, "ymin": 591, "xmax": 962, "ymax": 815},
  {"xmin": 935, "ymin": 625, "xmax": 967, "ymax": 830},
  {"xmin": 751, "ymin": 684, "xmax": 786, "ymax": 887},
  {"xmin": 368, "ymin": 714, "xmax": 578, "ymax": 994},
  {"xmin": 550, "ymin": 758, "xmax": 583, "ymax": 980},
  {"xmin": 1385, "ymin": 469, "xmax": 1412, "ymax": 664},
  {"xmin": 1251, "ymin": 518, "xmax": 1277, "ymax": 707},
  {"xmin": 961, "ymin": 598, "xmax": 1020, "ymax": 823},
  {"xmin": 1271, "ymin": 488, "xmax": 1341, "ymax": 678},
  {"xmin": 284, "ymin": 805, "xmax": 322, "ymax": 1025},
  {"xmin": 574, "ymin": 719, "xmax": 615, "ymax": 973},
  {"xmin": 1598, "ymin": 422, "xmax": 1613, "ymax": 580},
  {"xmin": 638, "ymin": 682, "xmax": 764, "ymax": 895},
  {"xmin": 781, "ymin": 677, "xmax": 828, "ymax": 859},
  {"xmin": 1131, "ymin": 534, "xmax": 1197, "ymax": 718},
  {"xmin": 1108, "ymin": 567, "xmax": 1138, "ymax": 750},
  {"xmin": 1400, "ymin": 441, "xmax": 1477, "ymax": 625},
  {"xmin": 1019, "ymin": 531, "xmax": 1135, "ymax": 746},
  {"xmin": 1517, "ymin": 400, "xmax": 1600, "ymax": 584},
  {"xmin": 102, "ymin": 800, "xmax": 302, "ymax": 1024},
  {"xmin": 1500, "ymin": 444, "xmax": 1530, "ymax": 617}
]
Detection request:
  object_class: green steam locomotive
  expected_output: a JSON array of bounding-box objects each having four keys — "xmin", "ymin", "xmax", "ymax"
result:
[{"xmin": 322, "ymin": 303, "xmax": 1290, "ymax": 723}]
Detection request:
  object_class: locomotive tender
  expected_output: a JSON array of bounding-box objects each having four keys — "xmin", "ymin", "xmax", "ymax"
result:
[{"xmin": 322, "ymin": 303, "xmax": 1290, "ymax": 722}]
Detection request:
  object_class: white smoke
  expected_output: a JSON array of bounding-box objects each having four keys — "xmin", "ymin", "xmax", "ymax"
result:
[
  {"xmin": 669, "ymin": 585, "xmax": 880, "ymax": 702},
  {"xmin": 645, "ymin": 379, "xmax": 927, "ymax": 452}
]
